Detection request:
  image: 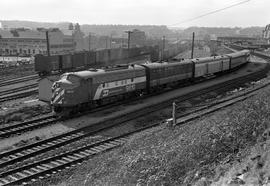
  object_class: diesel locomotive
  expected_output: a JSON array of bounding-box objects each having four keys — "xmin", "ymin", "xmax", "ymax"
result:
[{"xmin": 51, "ymin": 50, "xmax": 250, "ymax": 115}]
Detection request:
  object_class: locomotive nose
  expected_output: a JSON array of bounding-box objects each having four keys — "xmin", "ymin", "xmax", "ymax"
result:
[{"xmin": 51, "ymin": 80, "xmax": 70, "ymax": 105}]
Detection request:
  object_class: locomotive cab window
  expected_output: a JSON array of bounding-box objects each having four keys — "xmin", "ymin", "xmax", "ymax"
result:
[{"xmin": 67, "ymin": 75, "xmax": 80, "ymax": 86}]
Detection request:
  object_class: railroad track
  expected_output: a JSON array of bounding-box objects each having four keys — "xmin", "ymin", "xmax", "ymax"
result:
[
  {"xmin": 0, "ymin": 83, "xmax": 37, "ymax": 97},
  {"xmin": 0, "ymin": 73, "xmax": 268, "ymax": 186},
  {"xmin": 0, "ymin": 115, "xmax": 55, "ymax": 139},
  {"xmin": 0, "ymin": 88, "xmax": 38, "ymax": 103},
  {"xmin": 0, "ymin": 75, "xmax": 38, "ymax": 87},
  {"xmin": 0, "ymin": 64, "xmax": 266, "ymax": 184}
]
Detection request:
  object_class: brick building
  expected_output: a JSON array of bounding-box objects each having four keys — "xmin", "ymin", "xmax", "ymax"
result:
[{"xmin": 0, "ymin": 23, "xmax": 85, "ymax": 56}]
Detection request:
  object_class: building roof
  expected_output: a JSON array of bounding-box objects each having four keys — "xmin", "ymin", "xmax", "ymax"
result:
[
  {"xmin": 0, "ymin": 29, "xmax": 45, "ymax": 39},
  {"xmin": 0, "ymin": 28, "xmax": 73, "ymax": 39},
  {"xmin": 17, "ymin": 30, "xmax": 46, "ymax": 39}
]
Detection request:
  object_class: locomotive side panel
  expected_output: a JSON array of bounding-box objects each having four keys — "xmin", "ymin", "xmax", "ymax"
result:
[{"xmin": 90, "ymin": 67, "xmax": 146, "ymax": 101}]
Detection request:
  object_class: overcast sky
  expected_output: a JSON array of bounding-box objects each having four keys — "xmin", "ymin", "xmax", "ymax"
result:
[{"xmin": 0, "ymin": 0, "xmax": 268, "ymax": 28}]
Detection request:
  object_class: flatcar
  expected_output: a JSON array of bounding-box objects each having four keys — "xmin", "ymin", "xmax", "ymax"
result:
[{"xmin": 51, "ymin": 50, "xmax": 250, "ymax": 115}]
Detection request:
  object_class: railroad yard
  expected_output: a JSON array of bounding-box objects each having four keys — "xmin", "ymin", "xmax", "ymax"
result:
[{"xmin": 1, "ymin": 44, "xmax": 270, "ymax": 186}]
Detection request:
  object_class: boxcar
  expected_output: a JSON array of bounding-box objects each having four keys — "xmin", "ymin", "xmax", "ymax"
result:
[
  {"xmin": 61, "ymin": 54, "xmax": 73, "ymax": 70},
  {"xmin": 35, "ymin": 54, "xmax": 60, "ymax": 75},
  {"xmin": 72, "ymin": 52, "xmax": 85, "ymax": 69}
]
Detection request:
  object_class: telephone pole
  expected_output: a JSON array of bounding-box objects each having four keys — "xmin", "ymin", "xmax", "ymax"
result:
[
  {"xmin": 162, "ymin": 36, "xmax": 165, "ymax": 60},
  {"xmin": 88, "ymin": 33, "xmax": 91, "ymax": 52},
  {"xmin": 45, "ymin": 31, "xmax": 50, "ymax": 56},
  {"xmin": 110, "ymin": 33, "xmax": 112, "ymax": 49},
  {"xmin": 191, "ymin": 32, "xmax": 195, "ymax": 59}
]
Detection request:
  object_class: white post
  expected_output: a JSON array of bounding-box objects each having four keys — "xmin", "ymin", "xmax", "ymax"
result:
[{"xmin": 172, "ymin": 102, "xmax": 176, "ymax": 126}]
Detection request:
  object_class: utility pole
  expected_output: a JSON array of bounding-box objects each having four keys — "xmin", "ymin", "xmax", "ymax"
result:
[
  {"xmin": 45, "ymin": 31, "xmax": 50, "ymax": 56},
  {"xmin": 125, "ymin": 31, "xmax": 133, "ymax": 50},
  {"xmin": 88, "ymin": 33, "xmax": 91, "ymax": 52},
  {"xmin": 110, "ymin": 33, "xmax": 112, "ymax": 49},
  {"xmin": 162, "ymin": 36, "xmax": 165, "ymax": 60},
  {"xmin": 191, "ymin": 32, "xmax": 195, "ymax": 59},
  {"xmin": 105, "ymin": 36, "xmax": 108, "ymax": 49}
]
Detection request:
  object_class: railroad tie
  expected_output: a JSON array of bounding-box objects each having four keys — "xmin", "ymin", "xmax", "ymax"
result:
[
  {"xmin": 62, "ymin": 157, "xmax": 73, "ymax": 162},
  {"xmin": 56, "ymin": 160, "xmax": 67, "ymax": 164},
  {"xmin": 114, "ymin": 139, "xmax": 127, "ymax": 143},
  {"xmin": 9, "ymin": 155, "xmax": 18, "ymax": 159},
  {"xmin": 0, "ymin": 178, "xmax": 10, "ymax": 185},
  {"xmin": 15, "ymin": 152, "xmax": 25, "ymax": 157},
  {"xmin": 74, "ymin": 153, "xmax": 84, "ymax": 158},
  {"xmin": 50, "ymin": 161, "xmax": 61, "ymax": 166},
  {"xmin": 104, "ymin": 142, "xmax": 118, "ymax": 147},
  {"xmin": 41, "ymin": 164, "xmax": 54, "ymax": 169},
  {"xmin": 36, "ymin": 165, "xmax": 48, "ymax": 171},
  {"xmin": 90, "ymin": 147, "xmax": 102, "ymax": 152},
  {"xmin": 67, "ymin": 155, "xmax": 79, "ymax": 160},
  {"xmin": 8, "ymin": 175, "xmax": 18, "ymax": 181},
  {"xmin": 99, "ymin": 144, "xmax": 114, "ymax": 149},
  {"xmin": 23, "ymin": 170, "xmax": 35, "ymax": 176},
  {"xmin": 79, "ymin": 151, "xmax": 91, "ymax": 156},
  {"xmin": 108, "ymin": 141, "xmax": 122, "ymax": 145},
  {"xmin": 16, "ymin": 172, "xmax": 27, "ymax": 178},
  {"xmin": 84, "ymin": 149, "xmax": 96, "ymax": 154},
  {"xmin": 92, "ymin": 146, "xmax": 104, "ymax": 151},
  {"xmin": 30, "ymin": 167, "xmax": 41, "ymax": 173}
]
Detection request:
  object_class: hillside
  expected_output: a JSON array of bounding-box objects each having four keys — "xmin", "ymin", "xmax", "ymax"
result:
[{"xmin": 0, "ymin": 20, "xmax": 265, "ymax": 39}]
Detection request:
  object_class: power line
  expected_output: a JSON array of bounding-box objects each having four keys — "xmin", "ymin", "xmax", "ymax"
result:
[{"xmin": 169, "ymin": 0, "xmax": 251, "ymax": 26}]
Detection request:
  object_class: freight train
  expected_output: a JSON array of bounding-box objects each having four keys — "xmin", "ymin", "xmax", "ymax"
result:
[
  {"xmin": 51, "ymin": 50, "xmax": 250, "ymax": 116},
  {"xmin": 35, "ymin": 43, "xmax": 187, "ymax": 76}
]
